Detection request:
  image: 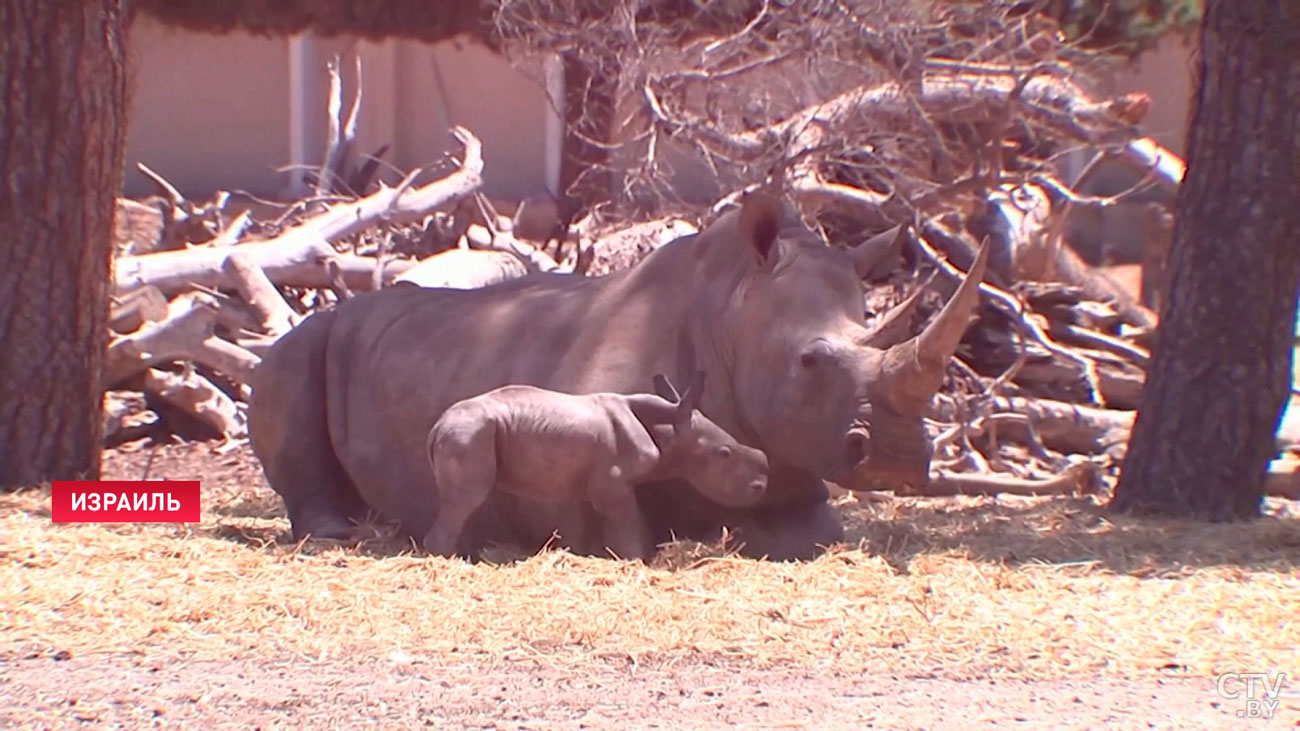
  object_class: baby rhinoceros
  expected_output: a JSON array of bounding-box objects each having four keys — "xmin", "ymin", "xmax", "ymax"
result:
[{"xmin": 424, "ymin": 372, "xmax": 768, "ymax": 561}]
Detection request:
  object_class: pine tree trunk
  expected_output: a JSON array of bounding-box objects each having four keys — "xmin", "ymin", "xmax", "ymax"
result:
[
  {"xmin": 0, "ymin": 1, "xmax": 128, "ymax": 489},
  {"xmin": 1111, "ymin": 1, "xmax": 1300, "ymax": 519}
]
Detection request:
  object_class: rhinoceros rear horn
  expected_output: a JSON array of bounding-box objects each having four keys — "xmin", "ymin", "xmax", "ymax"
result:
[
  {"xmin": 882, "ymin": 239, "xmax": 991, "ymax": 412},
  {"xmin": 849, "ymin": 224, "xmax": 907, "ymax": 280}
]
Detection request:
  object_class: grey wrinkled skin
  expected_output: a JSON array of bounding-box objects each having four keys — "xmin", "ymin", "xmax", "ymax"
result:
[
  {"xmin": 423, "ymin": 373, "xmax": 768, "ymax": 561},
  {"xmin": 248, "ymin": 193, "xmax": 989, "ymax": 561}
]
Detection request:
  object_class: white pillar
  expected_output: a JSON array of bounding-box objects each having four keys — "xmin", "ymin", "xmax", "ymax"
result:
[
  {"xmin": 542, "ymin": 54, "xmax": 565, "ymax": 198},
  {"xmin": 286, "ymin": 34, "xmax": 311, "ymax": 197}
]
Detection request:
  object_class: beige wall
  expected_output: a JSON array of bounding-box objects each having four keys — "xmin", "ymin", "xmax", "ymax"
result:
[
  {"xmin": 1109, "ymin": 34, "xmax": 1198, "ymax": 158},
  {"xmin": 393, "ymin": 39, "xmax": 556, "ymax": 201},
  {"xmin": 123, "ymin": 16, "xmax": 291, "ymax": 198},
  {"xmin": 122, "ymin": 16, "xmax": 557, "ymax": 202}
]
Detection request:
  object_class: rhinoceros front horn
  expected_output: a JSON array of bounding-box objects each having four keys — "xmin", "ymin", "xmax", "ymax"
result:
[
  {"xmin": 880, "ymin": 239, "xmax": 992, "ymax": 412},
  {"xmin": 849, "ymin": 224, "xmax": 907, "ymax": 281}
]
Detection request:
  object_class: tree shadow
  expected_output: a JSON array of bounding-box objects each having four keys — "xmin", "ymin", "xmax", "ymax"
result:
[
  {"xmin": 205, "ymin": 506, "xmax": 551, "ymax": 564},
  {"xmin": 199, "ymin": 472, "xmax": 1300, "ymax": 573},
  {"xmin": 203, "ymin": 512, "xmax": 423, "ymax": 558},
  {"xmin": 838, "ymin": 494, "xmax": 1300, "ymax": 574}
]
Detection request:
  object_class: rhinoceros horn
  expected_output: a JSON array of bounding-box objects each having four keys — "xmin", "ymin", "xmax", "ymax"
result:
[
  {"xmin": 878, "ymin": 239, "xmax": 992, "ymax": 412},
  {"xmin": 848, "ymin": 224, "xmax": 908, "ymax": 280}
]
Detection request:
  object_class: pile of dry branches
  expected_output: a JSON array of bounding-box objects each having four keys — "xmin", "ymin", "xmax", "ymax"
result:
[
  {"xmin": 105, "ymin": 56, "xmax": 687, "ymax": 447},
  {"xmin": 490, "ymin": 0, "xmax": 1255, "ymax": 499},
  {"xmin": 104, "ymin": 1, "xmax": 1298, "ymax": 499}
]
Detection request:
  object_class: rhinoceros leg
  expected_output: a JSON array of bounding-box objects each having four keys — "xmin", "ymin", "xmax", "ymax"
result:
[
  {"xmin": 728, "ymin": 499, "xmax": 844, "ymax": 562},
  {"xmin": 586, "ymin": 416, "xmax": 663, "ymax": 561},
  {"xmin": 423, "ymin": 418, "xmax": 498, "ymax": 558},
  {"xmin": 589, "ymin": 473, "xmax": 652, "ymax": 562},
  {"xmin": 248, "ymin": 309, "xmax": 364, "ymax": 541}
]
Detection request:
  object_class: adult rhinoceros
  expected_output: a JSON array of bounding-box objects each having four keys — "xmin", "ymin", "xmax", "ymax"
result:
[{"xmin": 248, "ymin": 193, "xmax": 989, "ymax": 560}]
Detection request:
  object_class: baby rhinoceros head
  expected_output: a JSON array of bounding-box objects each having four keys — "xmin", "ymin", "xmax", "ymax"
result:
[{"xmin": 653, "ymin": 372, "xmax": 769, "ymax": 508}]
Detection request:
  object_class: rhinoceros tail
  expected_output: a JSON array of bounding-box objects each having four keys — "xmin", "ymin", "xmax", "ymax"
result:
[{"xmin": 248, "ymin": 308, "xmax": 365, "ymax": 541}]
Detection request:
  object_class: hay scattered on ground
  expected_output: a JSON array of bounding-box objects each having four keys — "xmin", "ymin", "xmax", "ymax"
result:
[{"xmin": 2, "ymin": 445, "xmax": 1298, "ymax": 680}]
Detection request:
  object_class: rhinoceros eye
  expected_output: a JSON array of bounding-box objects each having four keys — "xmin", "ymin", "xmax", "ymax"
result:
[{"xmin": 799, "ymin": 341, "xmax": 834, "ymax": 369}]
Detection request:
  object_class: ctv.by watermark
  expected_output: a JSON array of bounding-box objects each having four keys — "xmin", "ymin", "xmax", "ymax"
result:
[{"xmin": 1215, "ymin": 671, "xmax": 1296, "ymax": 720}]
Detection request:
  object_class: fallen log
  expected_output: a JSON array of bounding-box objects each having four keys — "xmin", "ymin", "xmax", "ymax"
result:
[
  {"xmin": 136, "ymin": 163, "xmax": 225, "ymax": 249},
  {"xmin": 222, "ymin": 251, "xmax": 299, "ymax": 336},
  {"xmin": 114, "ymin": 197, "xmax": 167, "ymax": 256},
  {"xmin": 464, "ymin": 223, "xmax": 563, "ymax": 273},
  {"xmin": 115, "ymin": 235, "xmax": 335, "ymax": 296},
  {"xmin": 393, "ymin": 248, "xmax": 529, "ymax": 289},
  {"xmin": 104, "ymin": 294, "xmax": 261, "ymax": 389},
  {"xmin": 103, "ymin": 390, "xmax": 154, "ymax": 445},
  {"xmin": 109, "ymin": 285, "xmax": 168, "ymax": 334},
  {"xmin": 920, "ymin": 461, "xmax": 1101, "ymax": 497},
  {"xmin": 282, "ymin": 253, "xmax": 415, "ymax": 291},
  {"xmin": 930, "ymin": 395, "xmax": 1134, "ymax": 457},
  {"xmin": 143, "ymin": 367, "xmax": 243, "ymax": 439},
  {"xmin": 177, "ymin": 290, "xmax": 262, "ymax": 337},
  {"xmin": 1014, "ymin": 358, "xmax": 1145, "ymax": 411},
  {"xmin": 113, "ymin": 127, "xmax": 483, "ymax": 296},
  {"xmin": 235, "ymin": 335, "xmax": 282, "ymax": 358},
  {"xmin": 585, "ymin": 218, "xmax": 698, "ymax": 275}
]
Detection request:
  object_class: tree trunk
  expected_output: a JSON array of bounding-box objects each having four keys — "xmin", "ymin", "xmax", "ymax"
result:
[
  {"xmin": 0, "ymin": 1, "xmax": 128, "ymax": 489},
  {"xmin": 1111, "ymin": 1, "xmax": 1300, "ymax": 519},
  {"xmin": 558, "ymin": 52, "xmax": 618, "ymax": 214}
]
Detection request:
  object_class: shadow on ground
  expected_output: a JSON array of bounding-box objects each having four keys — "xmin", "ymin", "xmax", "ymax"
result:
[
  {"xmin": 92, "ymin": 440, "xmax": 1300, "ymax": 573},
  {"xmin": 840, "ymin": 493, "xmax": 1300, "ymax": 574}
]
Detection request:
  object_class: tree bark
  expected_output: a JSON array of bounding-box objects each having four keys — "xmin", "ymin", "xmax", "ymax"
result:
[
  {"xmin": 0, "ymin": 1, "xmax": 128, "ymax": 489},
  {"xmin": 1111, "ymin": 2, "xmax": 1300, "ymax": 519},
  {"xmin": 558, "ymin": 52, "xmax": 618, "ymax": 213}
]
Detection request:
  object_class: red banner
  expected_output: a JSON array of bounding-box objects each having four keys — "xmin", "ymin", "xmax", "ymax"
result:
[{"xmin": 51, "ymin": 481, "xmax": 201, "ymax": 523}]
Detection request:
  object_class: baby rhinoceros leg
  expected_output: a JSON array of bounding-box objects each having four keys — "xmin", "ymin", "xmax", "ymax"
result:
[
  {"xmin": 423, "ymin": 411, "xmax": 499, "ymax": 558},
  {"xmin": 587, "ymin": 467, "xmax": 652, "ymax": 562},
  {"xmin": 586, "ymin": 408, "xmax": 661, "ymax": 561}
]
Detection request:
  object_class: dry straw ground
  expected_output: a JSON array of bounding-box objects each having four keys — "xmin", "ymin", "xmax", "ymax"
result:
[{"xmin": 2, "ymin": 442, "xmax": 1298, "ymax": 682}]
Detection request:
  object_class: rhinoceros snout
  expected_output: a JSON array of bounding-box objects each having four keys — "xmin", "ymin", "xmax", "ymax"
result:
[
  {"xmin": 842, "ymin": 425, "xmax": 931, "ymax": 492},
  {"xmin": 720, "ymin": 477, "xmax": 767, "ymax": 508},
  {"xmin": 845, "ymin": 428, "xmax": 871, "ymax": 468}
]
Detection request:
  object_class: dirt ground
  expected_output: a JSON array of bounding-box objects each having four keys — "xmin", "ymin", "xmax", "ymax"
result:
[
  {"xmin": 2, "ymin": 440, "xmax": 1298, "ymax": 728},
  {"xmin": 2, "ymin": 653, "xmax": 1289, "ymax": 729}
]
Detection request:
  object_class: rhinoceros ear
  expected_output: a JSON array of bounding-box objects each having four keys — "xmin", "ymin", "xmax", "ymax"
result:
[
  {"xmin": 652, "ymin": 373, "xmax": 680, "ymax": 403},
  {"xmin": 682, "ymin": 370, "xmax": 706, "ymax": 408},
  {"xmin": 738, "ymin": 191, "xmax": 781, "ymax": 262},
  {"xmin": 669, "ymin": 371, "xmax": 706, "ymax": 432}
]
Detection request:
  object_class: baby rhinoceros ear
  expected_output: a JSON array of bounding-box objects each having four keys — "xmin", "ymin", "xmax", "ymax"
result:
[
  {"xmin": 680, "ymin": 370, "xmax": 706, "ymax": 412},
  {"xmin": 673, "ymin": 371, "xmax": 707, "ymax": 433},
  {"xmin": 652, "ymin": 373, "xmax": 681, "ymax": 404}
]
